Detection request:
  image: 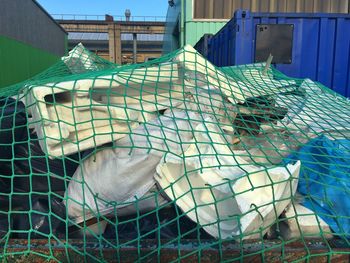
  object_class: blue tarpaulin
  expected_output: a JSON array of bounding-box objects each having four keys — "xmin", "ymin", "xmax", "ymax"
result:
[{"xmin": 286, "ymin": 135, "xmax": 350, "ymax": 236}]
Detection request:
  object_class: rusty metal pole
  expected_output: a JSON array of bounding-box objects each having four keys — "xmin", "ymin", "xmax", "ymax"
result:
[{"xmin": 133, "ymin": 33, "xmax": 137, "ymax": 63}]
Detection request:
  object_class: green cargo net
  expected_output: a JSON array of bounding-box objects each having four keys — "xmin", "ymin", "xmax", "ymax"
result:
[{"xmin": 0, "ymin": 43, "xmax": 349, "ymax": 262}]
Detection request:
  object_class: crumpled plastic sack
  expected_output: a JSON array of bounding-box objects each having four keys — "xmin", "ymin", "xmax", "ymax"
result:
[
  {"xmin": 65, "ymin": 110, "xmax": 196, "ymax": 222},
  {"xmin": 9, "ymin": 132, "xmax": 80, "ymax": 193},
  {"xmin": 0, "ymin": 96, "xmax": 80, "ymax": 194},
  {"xmin": 0, "ymin": 193, "xmax": 66, "ymax": 239},
  {"xmin": 0, "ymin": 131, "xmax": 81, "ymax": 198},
  {"xmin": 103, "ymin": 205, "xmax": 213, "ymax": 240},
  {"xmin": 285, "ymin": 135, "xmax": 350, "ymax": 236},
  {"xmin": 12, "ymin": 196, "xmax": 66, "ymax": 239},
  {"xmin": 62, "ymin": 43, "xmax": 115, "ymax": 74},
  {"xmin": 0, "ymin": 214, "xmax": 11, "ymax": 239},
  {"xmin": 156, "ymin": 120, "xmax": 301, "ymax": 239},
  {"xmin": 0, "ymin": 97, "xmax": 27, "ymax": 162}
]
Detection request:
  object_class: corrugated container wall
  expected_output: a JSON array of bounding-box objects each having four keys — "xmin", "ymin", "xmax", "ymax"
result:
[
  {"xmin": 194, "ymin": 0, "xmax": 350, "ymax": 18},
  {"xmin": 201, "ymin": 10, "xmax": 350, "ymax": 97},
  {"xmin": 0, "ymin": 0, "xmax": 67, "ymax": 88},
  {"xmin": 163, "ymin": 0, "xmax": 350, "ymax": 54}
]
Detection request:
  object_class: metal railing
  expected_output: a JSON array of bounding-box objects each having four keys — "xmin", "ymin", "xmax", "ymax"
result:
[{"xmin": 52, "ymin": 14, "xmax": 166, "ymax": 22}]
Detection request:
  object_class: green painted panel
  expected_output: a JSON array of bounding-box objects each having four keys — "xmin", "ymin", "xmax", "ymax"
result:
[
  {"xmin": 185, "ymin": 0, "xmax": 193, "ymax": 22},
  {"xmin": 0, "ymin": 35, "xmax": 60, "ymax": 89},
  {"xmin": 185, "ymin": 21, "xmax": 227, "ymax": 46},
  {"xmin": 163, "ymin": 0, "xmax": 228, "ymax": 52}
]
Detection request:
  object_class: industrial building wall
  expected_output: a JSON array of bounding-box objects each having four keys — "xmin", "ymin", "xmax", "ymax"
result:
[
  {"xmin": 194, "ymin": 0, "xmax": 350, "ymax": 19},
  {"xmin": 0, "ymin": 0, "xmax": 67, "ymax": 88},
  {"xmin": 0, "ymin": 0, "xmax": 66, "ymax": 56}
]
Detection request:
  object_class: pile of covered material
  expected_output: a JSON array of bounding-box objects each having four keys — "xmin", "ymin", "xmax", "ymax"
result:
[{"xmin": 1, "ymin": 44, "xmax": 349, "ymax": 244}]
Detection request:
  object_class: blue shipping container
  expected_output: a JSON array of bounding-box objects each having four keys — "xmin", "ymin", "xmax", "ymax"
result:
[
  {"xmin": 194, "ymin": 34, "xmax": 213, "ymax": 59},
  {"xmin": 204, "ymin": 10, "xmax": 350, "ymax": 97}
]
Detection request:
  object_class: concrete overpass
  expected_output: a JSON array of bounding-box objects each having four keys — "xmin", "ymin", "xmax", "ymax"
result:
[{"xmin": 56, "ymin": 16, "xmax": 165, "ymax": 64}]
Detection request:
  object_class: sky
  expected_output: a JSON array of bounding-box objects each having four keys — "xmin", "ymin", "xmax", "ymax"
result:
[{"xmin": 36, "ymin": 0, "xmax": 169, "ymax": 18}]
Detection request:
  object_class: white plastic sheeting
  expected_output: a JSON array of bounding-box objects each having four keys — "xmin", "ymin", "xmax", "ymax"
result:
[
  {"xmin": 59, "ymin": 46, "xmax": 308, "ymax": 238},
  {"xmin": 65, "ymin": 81, "xmax": 303, "ymax": 237},
  {"xmin": 65, "ymin": 110, "xmax": 196, "ymax": 222},
  {"xmin": 276, "ymin": 79, "xmax": 350, "ymax": 135},
  {"xmin": 156, "ymin": 120, "xmax": 301, "ymax": 239},
  {"xmin": 27, "ymin": 62, "xmax": 184, "ymax": 157},
  {"xmin": 280, "ymin": 203, "xmax": 333, "ymax": 239}
]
